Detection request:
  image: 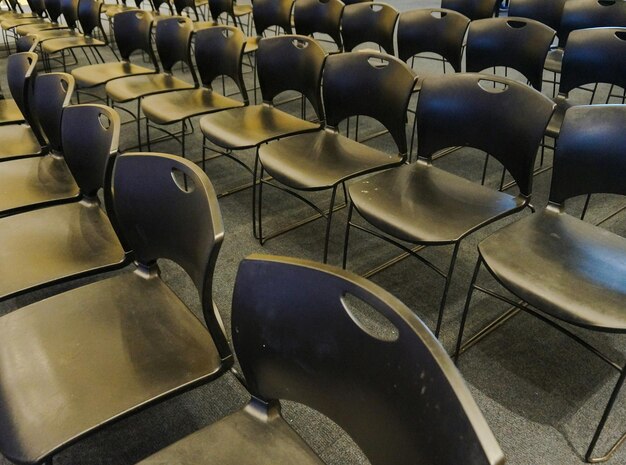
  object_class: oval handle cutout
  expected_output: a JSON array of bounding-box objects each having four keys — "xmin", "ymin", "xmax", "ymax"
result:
[
  {"xmin": 292, "ymin": 38, "xmax": 309, "ymax": 49},
  {"xmin": 135, "ymin": 11, "xmax": 144, "ymax": 19},
  {"xmin": 477, "ymin": 79, "xmax": 508, "ymax": 93},
  {"xmin": 171, "ymin": 167, "xmax": 196, "ymax": 193},
  {"xmin": 616, "ymin": 31, "xmax": 626, "ymax": 41},
  {"xmin": 98, "ymin": 113, "xmax": 111, "ymax": 130},
  {"xmin": 341, "ymin": 292, "xmax": 399, "ymax": 342},
  {"xmin": 177, "ymin": 18, "xmax": 187, "ymax": 26},
  {"xmin": 598, "ymin": 0, "xmax": 616, "ymax": 6},
  {"xmin": 367, "ymin": 56, "xmax": 389, "ymax": 68},
  {"xmin": 506, "ymin": 19, "xmax": 527, "ymax": 29},
  {"xmin": 370, "ymin": 4, "xmax": 383, "ymax": 12},
  {"xmin": 430, "ymin": 10, "xmax": 446, "ymax": 19},
  {"xmin": 222, "ymin": 28, "xmax": 233, "ymax": 38}
]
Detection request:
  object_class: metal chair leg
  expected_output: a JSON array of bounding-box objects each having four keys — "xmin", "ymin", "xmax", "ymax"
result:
[
  {"xmin": 322, "ymin": 186, "xmax": 338, "ymax": 264},
  {"xmin": 342, "ymin": 202, "xmax": 355, "ymax": 269},
  {"xmin": 454, "ymin": 257, "xmax": 483, "ymax": 363},
  {"xmin": 435, "ymin": 241, "xmax": 460, "ymax": 338}
]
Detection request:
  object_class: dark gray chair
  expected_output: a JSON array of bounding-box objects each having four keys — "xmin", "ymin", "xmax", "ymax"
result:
[
  {"xmin": 441, "ymin": 0, "xmax": 498, "ymax": 20},
  {"xmin": 455, "ymin": 104, "xmax": 626, "ymax": 464},
  {"xmin": 508, "ymin": 0, "xmax": 565, "ymax": 31},
  {"xmin": 293, "ymin": 0, "xmax": 345, "ymax": 51},
  {"xmin": 344, "ymin": 74, "xmax": 555, "ymax": 337},
  {"xmin": 136, "ymin": 254, "xmax": 506, "ymax": 465},
  {"xmin": 0, "ymin": 150, "xmax": 232, "ymax": 465},
  {"xmin": 341, "ymin": 1, "xmax": 398, "ymax": 54}
]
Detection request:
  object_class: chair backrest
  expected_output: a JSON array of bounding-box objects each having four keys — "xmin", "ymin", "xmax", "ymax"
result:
[
  {"xmin": 31, "ymin": 72, "xmax": 75, "ymax": 154},
  {"xmin": 396, "ymin": 8, "xmax": 469, "ymax": 72},
  {"xmin": 154, "ymin": 16, "xmax": 196, "ymax": 80},
  {"xmin": 256, "ymin": 34, "xmax": 325, "ymax": 120},
  {"xmin": 550, "ymin": 105, "xmax": 626, "ymax": 205},
  {"xmin": 6, "ymin": 52, "xmax": 37, "ymax": 128},
  {"xmin": 232, "ymin": 254, "xmax": 506, "ymax": 465},
  {"xmin": 208, "ymin": 0, "xmax": 236, "ymax": 23},
  {"xmin": 194, "ymin": 26, "xmax": 248, "ymax": 103},
  {"xmin": 252, "ymin": 0, "xmax": 294, "ymax": 36},
  {"xmin": 15, "ymin": 35, "xmax": 38, "ymax": 53},
  {"xmin": 173, "ymin": 0, "xmax": 196, "ymax": 17},
  {"xmin": 113, "ymin": 10, "xmax": 158, "ymax": 68},
  {"xmin": 417, "ymin": 73, "xmax": 555, "ymax": 197},
  {"xmin": 509, "ymin": 0, "xmax": 566, "ymax": 31},
  {"xmin": 151, "ymin": 0, "xmax": 174, "ymax": 14},
  {"xmin": 78, "ymin": 0, "xmax": 106, "ymax": 38},
  {"xmin": 60, "ymin": 0, "xmax": 79, "ymax": 29},
  {"xmin": 293, "ymin": 0, "xmax": 344, "ymax": 50},
  {"xmin": 441, "ymin": 0, "xmax": 497, "ymax": 20},
  {"xmin": 559, "ymin": 27, "xmax": 626, "ymax": 96},
  {"xmin": 322, "ymin": 51, "xmax": 415, "ymax": 155},
  {"xmin": 341, "ymin": 2, "xmax": 398, "ymax": 54},
  {"xmin": 466, "ymin": 17, "xmax": 556, "ymax": 90},
  {"xmin": 112, "ymin": 151, "xmax": 230, "ymax": 359},
  {"xmin": 44, "ymin": 0, "xmax": 63, "ymax": 22},
  {"xmin": 26, "ymin": 0, "xmax": 46, "ymax": 16},
  {"xmin": 61, "ymin": 104, "xmax": 120, "ymax": 199},
  {"xmin": 558, "ymin": 0, "xmax": 626, "ymax": 46}
]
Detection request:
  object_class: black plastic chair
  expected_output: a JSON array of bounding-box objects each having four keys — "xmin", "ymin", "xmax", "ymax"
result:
[
  {"xmin": 293, "ymin": 0, "xmax": 344, "ymax": 51},
  {"xmin": 208, "ymin": 0, "xmax": 252, "ymax": 34},
  {"xmin": 455, "ymin": 104, "xmax": 626, "ymax": 464},
  {"xmin": 105, "ymin": 15, "xmax": 196, "ymax": 150},
  {"xmin": 441, "ymin": 0, "xmax": 498, "ymax": 20},
  {"xmin": 21, "ymin": 0, "xmax": 80, "ymax": 44},
  {"xmin": 0, "ymin": 149, "xmax": 231, "ymax": 465},
  {"xmin": 344, "ymin": 73, "xmax": 555, "ymax": 337},
  {"xmin": 100, "ymin": 0, "xmax": 141, "ymax": 20},
  {"xmin": 0, "ymin": 72, "xmax": 76, "ymax": 217},
  {"xmin": 508, "ymin": 0, "xmax": 565, "ymax": 31},
  {"xmin": 0, "ymin": 0, "xmax": 46, "ymax": 35},
  {"xmin": 141, "ymin": 25, "xmax": 248, "ymax": 156},
  {"xmin": 0, "ymin": 103, "xmax": 126, "ymax": 302},
  {"xmin": 340, "ymin": 1, "xmax": 397, "ymax": 54},
  {"xmin": 257, "ymin": 51, "xmax": 415, "ymax": 263},
  {"xmin": 14, "ymin": 0, "xmax": 67, "ymax": 36},
  {"xmin": 252, "ymin": 0, "xmax": 293, "ymax": 36},
  {"xmin": 136, "ymin": 254, "xmax": 506, "ymax": 465}
]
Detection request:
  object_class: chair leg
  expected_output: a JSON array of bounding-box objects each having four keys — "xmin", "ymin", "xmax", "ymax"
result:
[
  {"xmin": 252, "ymin": 147, "xmax": 261, "ymax": 239},
  {"xmin": 435, "ymin": 242, "xmax": 461, "ymax": 338},
  {"xmin": 257, "ymin": 165, "xmax": 265, "ymax": 243},
  {"xmin": 342, "ymin": 202, "xmax": 355, "ymax": 269},
  {"xmin": 136, "ymin": 99, "xmax": 142, "ymax": 151},
  {"xmin": 454, "ymin": 257, "xmax": 483, "ymax": 363},
  {"xmin": 322, "ymin": 186, "xmax": 339, "ymax": 264}
]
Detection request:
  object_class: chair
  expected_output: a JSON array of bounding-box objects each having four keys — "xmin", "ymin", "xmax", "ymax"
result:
[
  {"xmin": 0, "ymin": 149, "xmax": 232, "ymax": 465},
  {"xmin": 441, "ymin": 0, "xmax": 498, "ymax": 20},
  {"xmin": 105, "ymin": 15, "xmax": 196, "ymax": 150},
  {"xmin": 14, "ymin": 0, "xmax": 67, "ymax": 36},
  {"xmin": 0, "ymin": 72, "xmax": 76, "ymax": 217},
  {"xmin": 0, "ymin": 103, "xmax": 126, "ymax": 302},
  {"xmin": 0, "ymin": 0, "xmax": 47, "ymax": 35},
  {"xmin": 100, "ymin": 0, "xmax": 141, "ymax": 20},
  {"xmin": 199, "ymin": 34, "xmax": 323, "ymax": 214},
  {"xmin": 141, "ymin": 25, "xmax": 248, "ymax": 155},
  {"xmin": 251, "ymin": 0, "xmax": 293, "ymax": 36},
  {"xmin": 343, "ymin": 73, "xmax": 555, "ymax": 337},
  {"xmin": 455, "ymin": 104, "xmax": 626, "ymax": 464},
  {"xmin": 293, "ymin": 0, "xmax": 345, "ymax": 51},
  {"xmin": 174, "ymin": 0, "xmax": 210, "ymax": 24},
  {"xmin": 136, "ymin": 254, "xmax": 506, "ymax": 465},
  {"xmin": 257, "ymin": 51, "xmax": 415, "ymax": 263},
  {"xmin": 208, "ymin": 0, "xmax": 252, "ymax": 34},
  {"xmin": 340, "ymin": 1, "xmax": 397, "ymax": 54},
  {"xmin": 508, "ymin": 0, "xmax": 565, "ymax": 31}
]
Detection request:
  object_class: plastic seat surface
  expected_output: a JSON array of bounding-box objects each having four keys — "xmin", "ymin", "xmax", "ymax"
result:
[
  {"xmin": 544, "ymin": 48, "xmax": 563, "ymax": 73},
  {"xmin": 0, "ymin": 98, "xmax": 23, "ymax": 124},
  {"xmin": 42, "ymin": 35, "xmax": 106, "ymax": 54},
  {"xmin": 105, "ymin": 73, "xmax": 194, "ymax": 103},
  {"xmin": 0, "ymin": 124, "xmax": 42, "ymax": 160},
  {"xmin": 72, "ymin": 61, "xmax": 156, "ymax": 88}
]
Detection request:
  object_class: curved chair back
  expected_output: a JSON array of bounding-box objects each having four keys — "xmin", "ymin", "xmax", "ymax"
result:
[
  {"xmin": 559, "ymin": 27, "xmax": 626, "ymax": 95},
  {"xmin": 208, "ymin": 0, "xmax": 236, "ymax": 23},
  {"xmin": 60, "ymin": 0, "xmax": 79, "ymax": 28},
  {"xmin": 417, "ymin": 73, "xmax": 555, "ymax": 197},
  {"xmin": 154, "ymin": 16, "xmax": 196, "ymax": 80},
  {"xmin": 44, "ymin": 0, "xmax": 63, "ymax": 22},
  {"xmin": 15, "ymin": 35, "xmax": 38, "ymax": 52},
  {"xmin": 173, "ymin": 0, "xmax": 198, "ymax": 18},
  {"xmin": 194, "ymin": 26, "xmax": 248, "ymax": 103},
  {"xmin": 32, "ymin": 72, "xmax": 75, "ymax": 154},
  {"xmin": 550, "ymin": 105, "xmax": 626, "ymax": 205},
  {"xmin": 113, "ymin": 10, "xmax": 158, "ymax": 68},
  {"xmin": 322, "ymin": 51, "xmax": 415, "ymax": 155},
  {"xmin": 252, "ymin": 0, "xmax": 294, "ymax": 36},
  {"xmin": 341, "ymin": 2, "xmax": 398, "ymax": 54},
  {"xmin": 466, "ymin": 17, "xmax": 555, "ymax": 90},
  {"xmin": 509, "ymin": 0, "xmax": 566, "ymax": 31},
  {"xmin": 558, "ymin": 0, "xmax": 626, "ymax": 46},
  {"xmin": 293, "ymin": 0, "xmax": 344, "ymax": 50},
  {"xmin": 61, "ymin": 104, "xmax": 120, "ymax": 199},
  {"xmin": 232, "ymin": 255, "xmax": 505, "ymax": 465},
  {"xmin": 6, "ymin": 52, "xmax": 37, "ymax": 127},
  {"xmin": 26, "ymin": 0, "xmax": 47, "ymax": 16},
  {"xmin": 112, "ymin": 152, "xmax": 229, "ymax": 358},
  {"xmin": 151, "ymin": 0, "xmax": 174, "ymax": 14},
  {"xmin": 77, "ymin": 0, "xmax": 105, "ymax": 38},
  {"xmin": 441, "ymin": 0, "xmax": 497, "ymax": 20},
  {"xmin": 256, "ymin": 34, "xmax": 325, "ymax": 120},
  {"xmin": 397, "ymin": 8, "xmax": 469, "ymax": 72}
]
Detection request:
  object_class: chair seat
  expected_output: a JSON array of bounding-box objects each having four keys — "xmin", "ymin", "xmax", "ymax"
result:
[
  {"xmin": 0, "ymin": 270, "xmax": 223, "ymax": 464},
  {"xmin": 0, "ymin": 124, "xmax": 42, "ymax": 161},
  {"xmin": 544, "ymin": 47, "xmax": 562, "ymax": 73},
  {"xmin": 142, "ymin": 88, "xmax": 244, "ymax": 125},
  {"xmin": 31, "ymin": 28, "xmax": 79, "ymax": 41},
  {"xmin": 0, "ymin": 154, "xmax": 79, "ymax": 216},
  {"xmin": 193, "ymin": 20, "xmax": 216, "ymax": 31},
  {"xmin": 102, "ymin": 4, "xmax": 137, "ymax": 17},
  {"xmin": 234, "ymin": 3, "xmax": 252, "ymax": 16},
  {"xmin": 259, "ymin": 130, "xmax": 403, "ymax": 190},
  {"xmin": 105, "ymin": 73, "xmax": 194, "ymax": 103},
  {"xmin": 0, "ymin": 98, "xmax": 23, "ymax": 125},
  {"xmin": 200, "ymin": 104, "xmax": 319, "ymax": 150},
  {"xmin": 244, "ymin": 35, "xmax": 259, "ymax": 53},
  {"xmin": 42, "ymin": 35, "xmax": 106, "ymax": 54},
  {"xmin": 16, "ymin": 21, "xmax": 66, "ymax": 35},
  {"xmin": 1, "ymin": 16, "xmax": 44, "ymax": 30},
  {"xmin": 479, "ymin": 209, "xmax": 626, "ymax": 331},
  {"xmin": 349, "ymin": 162, "xmax": 525, "ymax": 244},
  {"xmin": 136, "ymin": 404, "xmax": 325, "ymax": 465},
  {"xmin": 545, "ymin": 95, "xmax": 571, "ymax": 139},
  {"xmin": 0, "ymin": 201, "xmax": 125, "ymax": 300},
  {"xmin": 72, "ymin": 61, "xmax": 156, "ymax": 88}
]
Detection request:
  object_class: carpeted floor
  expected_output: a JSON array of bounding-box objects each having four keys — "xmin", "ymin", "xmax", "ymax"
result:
[{"xmin": 1, "ymin": 1, "xmax": 625, "ymax": 463}]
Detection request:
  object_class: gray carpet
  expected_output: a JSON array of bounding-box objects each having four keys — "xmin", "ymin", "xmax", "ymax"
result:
[{"xmin": 1, "ymin": 1, "xmax": 626, "ymax": 463}]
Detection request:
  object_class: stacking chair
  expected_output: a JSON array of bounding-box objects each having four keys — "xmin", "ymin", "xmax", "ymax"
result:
[
  {"xmin": 208, "ymin": 0, "xmax": 252, "ymax": 34},
  {"xmin": 0, "ymin": 80, "xmax": 23, "ymax": 125},
  {"xmin": 105, "ymin": 15, "xmax": 196, "ymax": 150},
  {"xmin": 343, "ymin": 74, "xmax": 555, "ymax": 337},
  {"xmin": 455, "ymin": 104, "xmax": 626, "ymax": 464},
  {"xmin": 340, "ymin": 1, "xmax": 397, "ymax": 54},
  {"xmin": 21, "ymin": 0, "xmax": 81, "ymax": 43},
  {"xmin": 199, "ymin": 34, "xmax": 323, "ymax": 215},
  {"xmin": 0, "ymin": 103, "xmax": 126, "ymax": 302},
  {"xmin": 0, "ymin": 0, "xmax": 47, "ymax": 35},
  {"xmin": 174, "ymin": 0, "xmax": 210, "ymax": 24},
  {"xmin": 0, "ymin": 72, "xmax": 76, "ymax": 216},
  {"xmin": 257, "ymin": 51, "xmax": 415, "ymax": 263},
  {"xmin": 293, "ymin": 0, "xmax": 344, "ymax": 51},
  {"xmin": 0, "ymin": 0, "xmax": 39, "ymax": 20},
  {"xmin": 100, "ymin": 0, "xmax": 141, "ymax": 20},
  {"xmin": 136, "ymin": 254, "xmax": 506, "ymax": 465},
  {"xmin": 508, "ymin": 0, "xmax": 565, "ymax": 31},
  {"xmin": 14, "ymin": 0, "xmax": 68, "ymax": 36},
  {"xmin": 441, "ymin": 0, "xmax": 498, "ymax": 20},
  {"xmin": 0, "ymin": 149, "xmax": 232, "ymax": 465},
  {"xmin": 142, "ymin": 25, "xmax": 248, "ymax": 155}
]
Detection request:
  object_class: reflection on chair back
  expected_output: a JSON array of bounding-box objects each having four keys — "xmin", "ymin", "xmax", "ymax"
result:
[
  {"xmin": 558, "ymin": 0, "xmax": 626, "ymax": 46},
  {"xmin": 341, "ymin": 2, "xmax": 398, "ymax": 54},
  {"xmin": 78, "ymin": 0, "xmax": 106, "ymax": 39},
  {"xmin": 252, "ymin": 0, "xmax": 294, "ymax": 35},
  {"xmin": 6, "ymin": 52, "xmax": 37, "ymax": 130},
  {"xmin": 60, "ymin": 0, "xmax": 79, "ymax": 28},
  {"xmin": 509, "ymin": 0, "xmax": 565, "ymax": 31},
  {"xmin": 113, "ymin": 10, "xmax": 157, "ymax": 67},
  {"xmin": 232, "ymin": 255, "xmax": 505, "ymax": 465},
  {"xmin": 417, "ymin": 73, "xmax": 555, "ymax": 196},
  {"xmin": 293, "ymin": 0, "xmax": 344, "ymax": 50},
  {"xmin": 44, "ymin": 0, "xmax": 64, "ymax": 23},
  {"xmin": 31, "ymin": 72, "xmax": 75, "ymax": 154},
  {"xmin": 441, "ymin": 0, "xmax": 497, "ymax": 20},
  {"xmin": 154, "ymin": 16, "xmax": 196, "ymax": 80}
]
